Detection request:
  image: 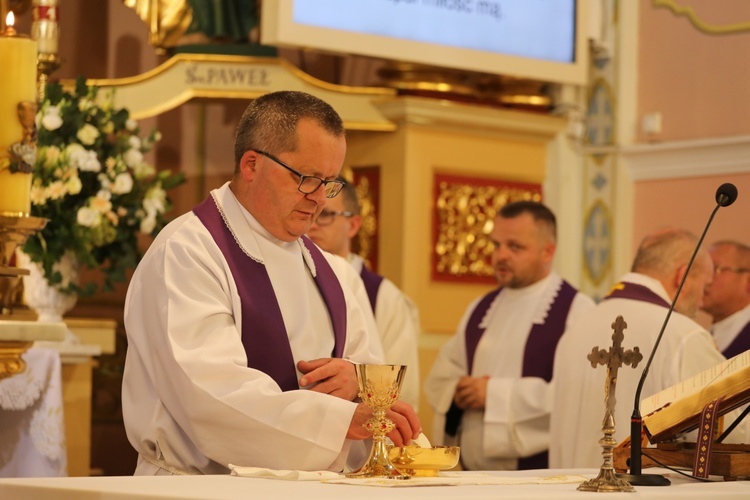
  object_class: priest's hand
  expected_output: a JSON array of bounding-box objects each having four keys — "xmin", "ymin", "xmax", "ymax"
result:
[
  {"xmin": 346, "ymin": 401, "xmax": 422, "ymax": 446},
  {"xmin": 453, "ymin": 375, "xmax": 489, "ymax": 410},
  {"xmin": 297, "ymin": 358, "xmax": 359, "ymax": 401}
]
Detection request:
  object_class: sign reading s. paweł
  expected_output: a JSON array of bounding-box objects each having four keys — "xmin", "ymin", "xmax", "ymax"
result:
[{"xmin": 87, "ymin": 54, "xmax": 396, "ymax": 131}]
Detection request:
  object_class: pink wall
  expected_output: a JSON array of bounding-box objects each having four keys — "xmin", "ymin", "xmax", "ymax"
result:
[
  {"xmin": 632, "ymin": 172, "xmax": 750, "ymax": 328},
  {"xmin": 633, "ymin": 173, "xmax": 750, "ymax": 256},
  {"xmin": 634, "ymin": 2, "xmax": 750, "ymax": 270},
  {"xmin": 637, "ymin": 0, "xmax": 750, "ymax": 143}
]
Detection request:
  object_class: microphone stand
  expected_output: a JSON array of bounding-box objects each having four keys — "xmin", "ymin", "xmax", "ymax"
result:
[{"xmin": 618, "ymin": 197, "xmax": 729, "ymax": 486}]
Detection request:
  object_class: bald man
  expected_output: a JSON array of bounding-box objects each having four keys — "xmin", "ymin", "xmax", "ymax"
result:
[{"xmin": 550, "ymin": 228, "xmax": 724, "ymax": 468}]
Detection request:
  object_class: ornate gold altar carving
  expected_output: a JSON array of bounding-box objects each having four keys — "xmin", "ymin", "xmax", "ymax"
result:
[
  {"xmin": 377, "ymin": 62, "xmax": 552, "ymax": 110},
  {"xmin": 123, "ymin": 0, "xmax": 263, "ymax": 53},
  {"xmin": 653, "ymin": 0, "xmax": 750, "ymax": 35},
  {"xmin": 0, "ymin": 215, "xmax": 51, "ymax": 379},
  {"xmin": 432, "ymin": 173, "xmax": 541, "ymax": 283},
  {"xmin": 122, "ymin": 0, "xmax": 193, "ymax": 52},
  {"xmin": 0, "ymin": 340, "xmax": 32, "ymax": 379}
]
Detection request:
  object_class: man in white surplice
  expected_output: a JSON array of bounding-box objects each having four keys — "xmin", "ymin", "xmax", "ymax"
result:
[
  {"xmin": 550, "ymin": 229, "xmax": 749, "ymax": 468},
  {"xmin": 122, "ymin": 91, "xmax": 421, "ymax": 476},
  {"xmin": 307, "ymin": 181, "xmax": 421, "ymax": 410},
  {"xmin": 424, "ymin": 201, "xmax": 595, "ymax": 470}
]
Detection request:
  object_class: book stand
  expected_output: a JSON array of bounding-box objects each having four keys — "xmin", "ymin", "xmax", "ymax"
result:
[
  {"xmin": 614, "ymin": 402, "xmax": 750, "ymax": 481},
  {"xmin": 614, "ymin": 442, "xmax": 750, "ymax": 481}
]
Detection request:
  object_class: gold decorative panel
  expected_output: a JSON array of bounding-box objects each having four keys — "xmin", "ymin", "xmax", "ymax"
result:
[
  {"xmin": 432, "ymin": 173, "xmax": 542, "ymax": 284},
  {"xmin": 350, "ymin": 166, "xmax": 380, "ymax": 273}
]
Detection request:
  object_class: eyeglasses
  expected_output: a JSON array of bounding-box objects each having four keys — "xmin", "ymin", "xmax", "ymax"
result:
[
  {"xmin": 714, "ymin": 266, "xmax": 750, "ymax": 276},
  {"xmin": 314, "ymin": 209, "xmax": 355, "ymax": 226},
  {"xmin": 252, "ymin": 149, "xmax": 345, "ymax": 199}
]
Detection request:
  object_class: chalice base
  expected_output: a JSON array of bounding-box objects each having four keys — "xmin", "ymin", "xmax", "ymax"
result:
[{"xmin": 345, "ymin": 439, "xmax": 410, "ymax": 479}]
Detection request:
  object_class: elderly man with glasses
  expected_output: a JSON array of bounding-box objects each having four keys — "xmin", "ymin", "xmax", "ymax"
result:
[
  {"xmin": 702, "ymin": 240, "xmax": 750, "ymax": 358},
  {"xmin": 122, "ymin": 91, "xmax": 421, "ymax": 476},
  {"xmin": 307, "ymin": 181, "xmax": 421, "ymax": 410}
]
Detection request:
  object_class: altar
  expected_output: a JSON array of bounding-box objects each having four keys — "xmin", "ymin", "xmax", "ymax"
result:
[
  {"xmin": 0, "ymin": 316, "xmax": 116, "ymax": 477},
  {"xmin": 0, "ymin": 469, "xmax": 747, "ymax": 499}
]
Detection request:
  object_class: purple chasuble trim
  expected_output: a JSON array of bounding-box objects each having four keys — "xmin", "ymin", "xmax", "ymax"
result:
[
  {"xmin": 464, "ymin": 282, "xmax": 576, "ymax": 380},
  {"xmin": 300, "ymin": 236, "xmax": 347, "ymax": 359},
  {"xmin": 522, "ymin": 281, "xmax": 576, "ymax": 382},
  {"xmin": 722, "ymin": 321, "xmax": 750, "ymax": 359},
  {"xmin": 603, "ymin": 281, "xmax": 670, "ymax": 309},
  {"xmin": 359, "ymin": 265, "xmax": 384, "ymax": 312},
  {"xmin": 193, "ymin": 196, "xmax": 346, "ymax": 391}
]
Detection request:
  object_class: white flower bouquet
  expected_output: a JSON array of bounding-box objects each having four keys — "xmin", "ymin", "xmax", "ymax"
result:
[{"xmin": 23, "ymin": 77, "xmax": 184, "ymax": 295}]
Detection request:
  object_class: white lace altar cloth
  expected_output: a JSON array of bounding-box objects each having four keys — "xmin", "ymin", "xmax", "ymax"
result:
[{"xmin": 0, "ymin": 346, "xmax": 67, "ymax": 477}]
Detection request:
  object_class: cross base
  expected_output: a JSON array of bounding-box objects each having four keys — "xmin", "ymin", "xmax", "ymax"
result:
[{"xmin": 578, "ymin": 468, "xmax": 635, "ymax": 492}]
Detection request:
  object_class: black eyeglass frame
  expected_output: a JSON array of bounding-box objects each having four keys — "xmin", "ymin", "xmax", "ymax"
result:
[
  {"xmin": 314, "ymin": 210, "xmax": 356, "ymax": 226},
  {"xmin": 714, "ymin": 266, "xmax": 750, "ymax": 275},
  {"xmin": 252, "ymin": 149, "xmax": 345, "ymax": 199}
]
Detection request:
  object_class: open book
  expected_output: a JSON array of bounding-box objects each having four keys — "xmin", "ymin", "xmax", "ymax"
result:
[{"xmin": 641, "ymin": 350, "xmax": 750, "ymax": 443}]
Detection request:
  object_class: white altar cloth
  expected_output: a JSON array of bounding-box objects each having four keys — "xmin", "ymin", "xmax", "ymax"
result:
[
  {"xmin": 0, "ymin": 347, "xmax": 67, "ymax": 477},
  {"xmin": 0, "ymin": 469, "xmax": 748, "ymax": 499}
]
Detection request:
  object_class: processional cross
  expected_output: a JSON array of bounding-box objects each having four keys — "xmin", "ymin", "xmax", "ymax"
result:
[{"xmin": 577, "ymin": 315, "xmax": 643, "ymax": 492}]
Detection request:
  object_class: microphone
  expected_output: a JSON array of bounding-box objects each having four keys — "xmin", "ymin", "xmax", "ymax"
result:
[
  {"xmin": 716, "ymin": 182, "xmax": 738, "ymax": 207},
  {"xmin": 619, "ymin": 183, "xmax": 738, "ymax": 486}
]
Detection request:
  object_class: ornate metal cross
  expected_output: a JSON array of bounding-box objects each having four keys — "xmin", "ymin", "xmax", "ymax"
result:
[{"xmin": 578, "ymin": 315, "xmax": 643, "ymax": 492}]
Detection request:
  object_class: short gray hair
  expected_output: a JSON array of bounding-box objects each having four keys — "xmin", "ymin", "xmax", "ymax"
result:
[
  {"xmin": 234, "ymin": 91, "xmax": 345, "ymax": 172},
  {"xmin": 631, "ymin": 228, "xmax": 701, "ymax": 275}
]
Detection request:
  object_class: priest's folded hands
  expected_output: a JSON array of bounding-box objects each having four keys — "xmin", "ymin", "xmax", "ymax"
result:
[
  {"xmin": 297, "ymin": 358, "xmax": 360, "ymax": 401},
  {"xmin": 346, "ymin": 400, "xmax": 421, "ymax": 447},
  {"xmin": 297, "ymin": 357, "xmax": 422, "ymax": 446}
]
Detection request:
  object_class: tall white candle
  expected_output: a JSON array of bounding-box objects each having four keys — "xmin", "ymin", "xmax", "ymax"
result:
[{"xmin": 31, "ymin": 0, "xmax": 59, "ymax": 55}]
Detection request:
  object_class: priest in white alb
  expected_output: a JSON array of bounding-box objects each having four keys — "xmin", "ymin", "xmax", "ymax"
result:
[
  {"xmin": 424, "ymin": 201, "xmax": 594, "ymax": 470},
  {"xmin": 122, "ymin": 91, "xmax": 421, "ymax": 475}
]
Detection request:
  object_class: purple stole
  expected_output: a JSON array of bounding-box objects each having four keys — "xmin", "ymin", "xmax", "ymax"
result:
[
  {"xmin": 722, "ymin": 321, "xmax": 750, "ymax": 359},
  {"xmin": 359, "ymin": 265, "xmax": 384, "ymax": 312},
  {"xmin": 193, "ymin": 196, "xmax": 347, "ymax": 392},
  {"xmin": 465, "ymin": 281, "xmax": 577, "ymax": 380},
  {"xmin": 603, "ymin": 281, "xmax": 670, "ymax": 309},
  {"xmin": 446, "ymin": 279, "xmax": 577, "ymax": 470}
]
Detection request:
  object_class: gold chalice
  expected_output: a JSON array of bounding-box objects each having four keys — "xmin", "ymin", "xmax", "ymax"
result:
[{"xmin": 346, "ymin": 364, "xmax": 410, "ymax": 479}]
